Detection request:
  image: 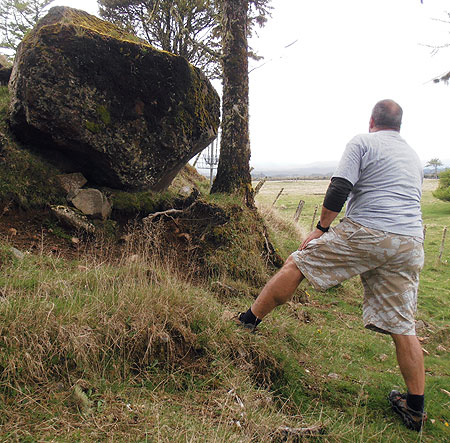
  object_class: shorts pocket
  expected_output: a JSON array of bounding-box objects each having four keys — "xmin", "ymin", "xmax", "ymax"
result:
[{"xmin": 346, "ymin": 227, "xmax": 387, "ymax": 243}]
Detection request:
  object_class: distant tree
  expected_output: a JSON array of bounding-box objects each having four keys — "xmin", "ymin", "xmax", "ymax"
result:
[
  {"xmin": 0, "ymin": 0, "xmax": 53, "ymax": 54},
  {"xmin": 98, "ymin": 0, "xmax": 222, "ymax": 79},
  {"xmin": 426, "ymin": 157, "xmax": 443, "ymax": 178},
  {"xmin": 433, "ymin": 169, "xmax": 450, "ymax": 202}
]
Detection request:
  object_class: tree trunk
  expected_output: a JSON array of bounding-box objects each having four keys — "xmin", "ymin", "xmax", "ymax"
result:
[{"xmin": 210, "ymin": 0, "xmax": 253, "ymax": 206}]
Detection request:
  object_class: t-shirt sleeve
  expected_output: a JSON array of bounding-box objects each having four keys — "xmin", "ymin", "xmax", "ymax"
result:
[{"xmin": 332, "ymin": 137, "xmax": 364, "ymax": 186}]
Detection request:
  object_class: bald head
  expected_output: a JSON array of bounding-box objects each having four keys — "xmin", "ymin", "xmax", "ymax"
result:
[{"xmin": 370, "ymin": 99, "xmax": 403, "ymax": 132}]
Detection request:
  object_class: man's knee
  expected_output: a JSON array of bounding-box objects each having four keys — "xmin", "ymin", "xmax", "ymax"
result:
[{"xmin": 391, "ymin": 333, "xmax": 421, "ymax": 346}]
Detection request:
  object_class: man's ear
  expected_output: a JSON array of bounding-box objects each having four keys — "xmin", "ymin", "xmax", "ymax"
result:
[{"xmin": 369, "ymin": 117, "xmax": 375, "ymax": 132}]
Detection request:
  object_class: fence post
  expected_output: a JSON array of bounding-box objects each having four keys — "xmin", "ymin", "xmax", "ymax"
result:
[
  {"xmin": 254, "ymin": 178, "xmax": 267, "ymax": 195},
  {"xmin": 438, "ymin": 226, "xmax": 447, "ymax": 263},
  {"xmin": 272, "ymin": 188, "xmax": 284, "ymax": 207},
  {"xmin": 293, "ymin": 200, "xmax": 305, "ymax": 222},
  {"xmin": 310, "ymin": 205, "xmax": 318, "ymax": 231}
]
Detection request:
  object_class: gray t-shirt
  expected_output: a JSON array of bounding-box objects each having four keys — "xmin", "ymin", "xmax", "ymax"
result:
[{"xmin": 333, "ymin": 130, "xmax": 423, "ymax": 238}]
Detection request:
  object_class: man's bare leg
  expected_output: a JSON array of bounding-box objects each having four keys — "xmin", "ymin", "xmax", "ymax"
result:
[
  {"xmin": 251, "ymin": 255, "xmax": 304, "ymax": 319},
  {"xmin": 391, "ymin": 334, "xmax": 425, "ymax": 395}
]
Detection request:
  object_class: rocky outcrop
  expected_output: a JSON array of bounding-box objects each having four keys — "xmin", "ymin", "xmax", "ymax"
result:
[{"xmin": 9, "ymin": 7, "xmax": 220, "ymax": 191}]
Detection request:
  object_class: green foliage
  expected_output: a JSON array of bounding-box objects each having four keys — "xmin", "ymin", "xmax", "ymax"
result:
[
  {"xmin": 0, "ymin": 0, "xmax": 54, "ymax": 54},
  {"xmin": 433, "ymin": 168, "xmax": 450, "ymax": 202}
]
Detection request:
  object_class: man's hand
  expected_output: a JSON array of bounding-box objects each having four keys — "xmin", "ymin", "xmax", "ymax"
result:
[{"xmin": 299, "ymin": 228, "xmax": 324, "ymax": 250}]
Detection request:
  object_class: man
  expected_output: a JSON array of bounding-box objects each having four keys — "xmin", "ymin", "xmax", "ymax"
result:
[{"xmin": 237, "ymin": 99, "xmax": 427, "ymax": 432}]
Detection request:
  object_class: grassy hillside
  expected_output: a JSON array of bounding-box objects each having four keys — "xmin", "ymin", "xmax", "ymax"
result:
[{"xmin": 0, "ymin": 176, "xmax": 448, "ymax": 441}]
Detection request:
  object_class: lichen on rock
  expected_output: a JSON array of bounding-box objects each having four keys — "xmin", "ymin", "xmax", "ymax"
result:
[{"xmin": 9, "ymin": 6, "xmax": 220, "ymax": 191}]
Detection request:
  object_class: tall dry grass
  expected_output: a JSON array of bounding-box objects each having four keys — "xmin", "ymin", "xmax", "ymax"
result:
[
  {"xmin": 1, "ymin": 224, "xmax": 206, "ymax": 386},
  {"xmin": 0, "ymin": 223, "xmax": 320, "ymax": 441}
]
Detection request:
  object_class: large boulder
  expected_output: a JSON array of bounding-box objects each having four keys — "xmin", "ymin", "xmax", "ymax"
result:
[{"xmin": 9, "ymin": 7, "xmax": 220, "ymax": 191}]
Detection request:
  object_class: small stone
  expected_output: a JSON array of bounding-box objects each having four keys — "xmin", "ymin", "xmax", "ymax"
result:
[
  {"xmin": 430, "ymin": 419, "xmax": 435, "ymax": 424},
  {"xmin": 327, "ymin": 373, "xmax": 339, "ymax": 379},
  {"xmin": 378, "ymin": 354, "xmax": 388, "ymax": 362},
  {"xmin": 70, "ymin": 188, "xmax": 112, "ymax": 220},
  {"xmin": 179, "ymin": 186, "xmax": 193, "ymax": 197},
  {"xmin": 56, "ymin": 172, "xmax": 87, "ymax": 194},
  {"xmin": 8, "ymin": 227, "xmax": 17, "ymax": 236},
  {"xmin": 10, "ymin": 247, "xmax": 24, "ymax": 260}
]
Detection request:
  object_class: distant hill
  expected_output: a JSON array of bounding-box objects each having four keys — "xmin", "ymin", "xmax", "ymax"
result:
[
  {"xmin": 196, "ymin": 159, "xmax": 450, "ymax": 180},
  {"xmin": 250, "ymin": 161, "xmax": 339, "ymax": 178},
  {"xmin": 251, "ymin": 159, "xmax": 450, "ymax": 179}
]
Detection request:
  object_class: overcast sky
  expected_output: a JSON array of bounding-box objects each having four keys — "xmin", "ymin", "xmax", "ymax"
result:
[{"xmin": 51, "ymin": 0, "xmax": 450, "ymax": 167}]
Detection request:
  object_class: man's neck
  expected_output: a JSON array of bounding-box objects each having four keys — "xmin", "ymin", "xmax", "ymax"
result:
[{"xmin": 370, "ymin": 125, "xmax": 400, "ymax": 133}]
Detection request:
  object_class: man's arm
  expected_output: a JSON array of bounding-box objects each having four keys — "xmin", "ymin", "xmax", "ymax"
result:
[{"xmin": 299, "ymin": 177, "xmax": 353, "ymax": 250}]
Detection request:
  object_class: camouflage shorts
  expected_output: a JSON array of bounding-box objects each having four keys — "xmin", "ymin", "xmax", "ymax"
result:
[{"xmin": 291, "ymin": 218, "xmax": 424, "ymax": 335}]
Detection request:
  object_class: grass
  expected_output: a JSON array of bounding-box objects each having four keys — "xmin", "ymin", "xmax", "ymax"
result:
[{"xmin": 0, "ymin": 179, "xmax": 448, "ymax": 441}]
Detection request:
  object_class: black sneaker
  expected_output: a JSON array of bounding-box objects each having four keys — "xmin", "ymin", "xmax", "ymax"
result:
[
  {"xmin": 233, "ymin": 312, "xmax": 258, "ymax": 332},
  {"xmin": 388, "ymin": 390, "xmax": 427, "ymax": 432}
]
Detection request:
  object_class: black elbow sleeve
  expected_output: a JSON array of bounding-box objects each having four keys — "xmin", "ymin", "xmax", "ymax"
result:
[{"xmin": 323, "ymin": 177, "xmax": 353, "ymax": 213}]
